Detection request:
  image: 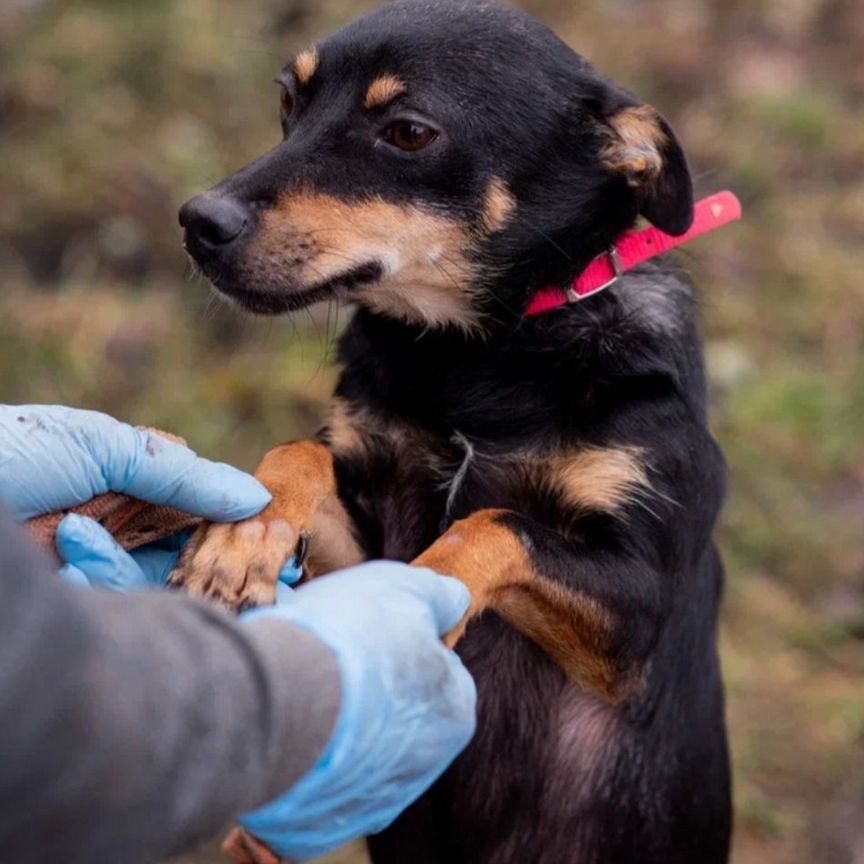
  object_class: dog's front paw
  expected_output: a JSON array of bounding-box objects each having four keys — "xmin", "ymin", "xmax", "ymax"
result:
[{"xmin": 169, "ymin": 517, "xmax": 307, "ymax": 612}]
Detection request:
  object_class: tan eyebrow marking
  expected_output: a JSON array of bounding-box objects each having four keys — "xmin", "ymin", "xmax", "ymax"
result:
[
  {"xmin": 364, "ymin": 75, "xmax": 407, "ymax": 110},
  {"xmin": 294, "ymin": 48, "xmax": 319, "ymax": 87}
]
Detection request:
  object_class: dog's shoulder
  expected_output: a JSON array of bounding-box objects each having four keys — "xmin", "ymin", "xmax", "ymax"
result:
[
  {"xmin": 540, "ymin": 260, "xmax": 701, "ymax": 368},
  {"xmin": 609, "ymin": 261, "xmax": 697, "ymax": 338},
  {"xmin": 531, "ymin": 259, "xmax": 709, "ymax": 420}
]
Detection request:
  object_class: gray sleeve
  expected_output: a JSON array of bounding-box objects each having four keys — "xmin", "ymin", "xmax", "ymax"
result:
[{"xmin": 0, "ymin": 512, "xmax": 341, "ymax": 864}]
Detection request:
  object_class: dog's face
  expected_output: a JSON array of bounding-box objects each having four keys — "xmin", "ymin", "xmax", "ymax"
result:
[{"xmin": 180, "ymin": 0, "xmax": 693, "ymax": 332}]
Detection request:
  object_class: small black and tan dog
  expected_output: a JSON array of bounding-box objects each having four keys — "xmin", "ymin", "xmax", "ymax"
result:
[{"xmin": 173, "ymin": 2, "xmax": 732, "ymax": 862}]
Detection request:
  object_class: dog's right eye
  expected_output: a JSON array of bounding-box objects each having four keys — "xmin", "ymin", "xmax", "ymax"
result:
[{"xmin": 384, "ymin": 120, "xmax": 438, "ymax": 153}]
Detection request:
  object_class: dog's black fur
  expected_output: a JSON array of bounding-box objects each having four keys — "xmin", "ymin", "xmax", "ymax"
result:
[{"xmin": 180, "ymin": 2, "xmax": 731, "ymax": 862}]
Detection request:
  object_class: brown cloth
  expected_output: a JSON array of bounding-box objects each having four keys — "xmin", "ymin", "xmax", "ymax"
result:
[{"xmin": 25, "ymin": 492, "xmax": 202, "ymax": 561}]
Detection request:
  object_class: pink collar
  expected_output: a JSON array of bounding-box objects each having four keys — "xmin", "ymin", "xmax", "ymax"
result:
[{"xmin": 525, "ymin": 191, "xmax": 742, "ymax": 317}]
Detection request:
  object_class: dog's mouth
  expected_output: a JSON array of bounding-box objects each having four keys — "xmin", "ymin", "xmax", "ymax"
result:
[
  {"xmin": 181, "ymin": 188, "xmax": 486, "ymax": 329},
  {"xmin": 206, "ymin": 260, "xmax": 385, "ymax": 316}
]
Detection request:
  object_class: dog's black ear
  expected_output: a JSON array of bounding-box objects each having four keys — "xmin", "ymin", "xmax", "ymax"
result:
[{"xmin": 598, "ymin": 93, "xmax": 694, "ymax": 236}]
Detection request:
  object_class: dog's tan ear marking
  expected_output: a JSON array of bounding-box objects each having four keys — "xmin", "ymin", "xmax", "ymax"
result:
[
  {"xmin": 601, "ymin": 105, "xmax": 667, "ymax": 185},
  {"xmin": 481, "ymin": 177, "xmax": 517, "ymax": 233},
  {"xmin": 365, "ymin": 74, "xmax": 407, "ymax": 110},
  {"xmin": 294, "ymin": 48, "xmax": 319, "ymax": 87},
  {"xmin": 600, "ymin": 104, "xmax": 694, "ymax": 236}
]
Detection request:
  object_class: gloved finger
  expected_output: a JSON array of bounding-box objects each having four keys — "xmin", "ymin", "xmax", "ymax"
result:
[
  {"xmin": 402, "ymin": 568, "xmax": 472, "ymax": 638},
  {"xmin": 279, "ymin": 558, "xmax": 303, "ymax": 587},
  {"xmin": 56, "ymin": 514, "xmax": 150, "ymax": 592},
  {"xmin": 85, "ymin": 420, "xmax": 271, "ymax": 522},
  {"xmin": 275, "ymin": 581, "xmax": 299, "ymax": 605},
  {"xmin": 0, "ymin": 405, "xmax": 112, "ymax": 520},
  {"xmin": 129, "ymin": 545, "xmax": 183, "ymax": 588},
  {"xmin": 439, "ymin": 648, "xmax": 478, "ymax": 738},
  {"xmin": 58, "ymin": 563, "xmax": 92, "ymax": 588}
]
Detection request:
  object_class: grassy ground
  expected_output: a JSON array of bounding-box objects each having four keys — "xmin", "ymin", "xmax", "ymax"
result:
[{"xmin": 1, "ymin": 1, "xmax": 863, "ymax": 862}]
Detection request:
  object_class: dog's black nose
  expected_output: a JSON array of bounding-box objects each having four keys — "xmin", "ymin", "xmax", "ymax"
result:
[{"xmin": 179, "ymin": 194, "xmax": 249, "ymax": 258}]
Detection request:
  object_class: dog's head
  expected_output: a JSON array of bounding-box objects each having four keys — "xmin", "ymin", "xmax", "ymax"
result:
[{"xmin": 180, "ymin": 0, "xmax": 693, "ymax": 333}]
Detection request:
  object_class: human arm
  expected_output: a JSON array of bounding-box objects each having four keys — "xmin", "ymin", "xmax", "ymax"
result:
[
  {"xmin": 0, "ymin": 511, "xmax": 340, "ymax": 864},
  {"xmin": 0, "ymin": 403, "xmax": 476, "ymax": 862},
  {"xmin": 0, "ymin": 514, "xmax": 475, "ymax": 864}
]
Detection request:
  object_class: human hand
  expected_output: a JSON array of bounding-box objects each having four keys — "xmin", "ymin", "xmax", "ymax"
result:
[
  {"xmin": 0, "ymin": 405, "xmax": 305, "ymax": 591},
  {"xmin": 0, "ymin": 405, "xmax": 270, "ymax": 522},
  {"xmin": 54, "ymin": 514, "xmax": 302, "ymax": 595},
  {"xmin": 238, "ymin": 562, "xmax": 477, "ymax": 862}
]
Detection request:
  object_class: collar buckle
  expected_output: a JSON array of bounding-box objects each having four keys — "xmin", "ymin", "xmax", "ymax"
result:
[{"xmin": 566, "ymin": 246, "xmax": 623, "ymax": 303}]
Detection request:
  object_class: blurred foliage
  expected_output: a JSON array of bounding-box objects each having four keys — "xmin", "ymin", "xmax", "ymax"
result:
[{"xmin": 1, "ymin": 1, "xmax": 863, "ymax": 862}]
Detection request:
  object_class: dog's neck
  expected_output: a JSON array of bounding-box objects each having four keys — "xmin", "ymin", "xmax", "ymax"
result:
[
  {"xmin": 337, "ymin": 195, "xmax": 740, "ymax": 438},
  {"xmin": 339, "ymin": 268, "xmax": 700, "ymax": 448}
]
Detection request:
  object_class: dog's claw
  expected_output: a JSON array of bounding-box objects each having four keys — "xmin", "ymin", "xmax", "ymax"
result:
[{"xmin": 294, "ymin": 532, "xmax": 311, "ymax": 567}]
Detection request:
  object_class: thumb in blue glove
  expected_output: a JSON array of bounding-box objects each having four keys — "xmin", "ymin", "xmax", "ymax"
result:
[
  {"xmin": 0, "ymin": 405, "xmax": 271, "ymax": 522},
  {"xmin": 57, "ymin": 514, "xmax": 180, "ymax": 591},
  {"xmin": 57, "ymin": 514, "xmax": 303, "ymax": 594},
  {"xmin": 238, "ymin": 561, "xmax": 477, "ymax": 862}
]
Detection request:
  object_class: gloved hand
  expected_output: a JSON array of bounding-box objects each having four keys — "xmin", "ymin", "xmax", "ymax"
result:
[
  {"xmin": 0, "ymin": 405, "xmax": 301, "ymax": 590},
  {"xmin": 56, "ymin": 514, "xmax": 302, "ymax": 597},
  {"xmin": 0, "ymin": 405, "xmax": 270, "ymax": 521},
  {"xmin": 239, "ymin": 562, "xmax": 477, "ymax": 862},
  {"xmin": 56, "ymin": 516, "xmax": 191, "ymax": 590}
]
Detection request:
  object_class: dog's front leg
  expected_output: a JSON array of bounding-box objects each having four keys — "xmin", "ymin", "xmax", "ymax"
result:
[
  {"xmin": 170, "ymin": 441, "xmax": 364, "ymax": 611},
  {"xmin": 415, "ymin": 509, "xmax": 662, "ymax": 704}
]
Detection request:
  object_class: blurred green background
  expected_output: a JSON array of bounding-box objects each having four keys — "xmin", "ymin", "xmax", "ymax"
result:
[{"xmin": 1, "ymin": 0, "xmax": 862, "ymax": 862}]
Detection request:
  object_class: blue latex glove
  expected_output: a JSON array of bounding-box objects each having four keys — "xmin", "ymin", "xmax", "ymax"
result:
[
  {"xmin": 239, "ymin": 562, "xmax": 477, "ymax": 862},
  {"xmin": 0, "ymin": 405, "xmax": 270, "ymax": 521},
  {"xmin": 0, "ymin": 404, "xmax": 301, "ymax": 589},
  {"xmin": 56, "ymin": 515, "xmax": 191, "ymax": 590}
]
